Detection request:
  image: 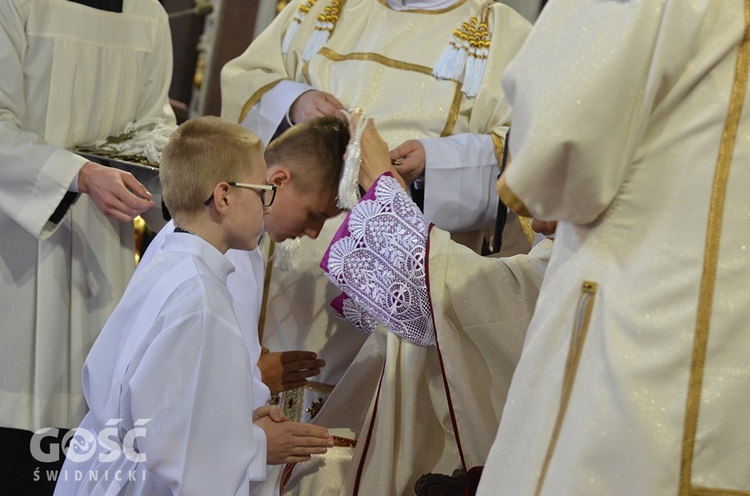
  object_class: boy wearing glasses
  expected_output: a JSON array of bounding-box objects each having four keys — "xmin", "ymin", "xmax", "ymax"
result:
[
  {"xmin": 54, "ymin": 117, "xmax": 332, "ymax": 496},
  {"xmin": 137, "ymin": 116, "xmax": 350, "ymax": 408}
]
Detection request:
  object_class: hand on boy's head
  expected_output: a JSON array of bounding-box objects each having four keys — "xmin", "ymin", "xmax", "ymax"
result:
[
  {"xmin": 256, "ymin": 417, "xmax": 334, "ymax": 465},
  {"xmin": 290, "ymin": 90, "xmax": 345, "ymax": 125},
  {"xmin": 78, "ymin": 161, "xmax": 154, "ymax": 222},
  {"xmin": 389, "ymin": 140, "xmax": 425, "ymax": 187},
  {"xmin": 258, "ymin": 350, "xmax": 326, "ymax": 395},
  {"xmin": 347, "ymin": 110, "xmax": 405, "ymax": 191}
]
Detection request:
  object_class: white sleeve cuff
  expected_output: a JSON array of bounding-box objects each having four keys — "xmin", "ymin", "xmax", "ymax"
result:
[{"xmin": 240, "ymin": 80, "xmax": 314, "ymax": 144}]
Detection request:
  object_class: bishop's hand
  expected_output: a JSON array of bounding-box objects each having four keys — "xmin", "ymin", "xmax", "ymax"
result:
[{"xmin": 289, "ymin": 90, "xmax": 345, "ymax": 124}]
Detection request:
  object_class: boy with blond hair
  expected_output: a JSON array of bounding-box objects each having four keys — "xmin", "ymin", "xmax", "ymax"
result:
[{"xmin": 54, "ymin": 117, "xmax": 331, "ymax": 496}]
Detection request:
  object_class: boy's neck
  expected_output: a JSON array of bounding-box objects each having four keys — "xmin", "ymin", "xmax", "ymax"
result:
[{"xmin": 176, "ymin": 218, "xmax": 229, "ymax": 254}]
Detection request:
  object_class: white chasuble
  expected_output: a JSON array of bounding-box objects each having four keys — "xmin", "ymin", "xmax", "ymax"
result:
[
  {"xmin": 221, "ymin": 0, "xmax": 531, "ymax": 233},
  {"xmin": 481, "ymin": 0, "xmax": 750, "ymax": 494}
]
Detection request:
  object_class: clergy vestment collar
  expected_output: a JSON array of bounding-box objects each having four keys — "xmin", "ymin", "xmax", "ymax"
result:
[
  {"xmin": 385, "ymin": 0, "xmax": 460, "ymax": 11},
  {"xmin": 162, "ymin": 232, "xmax": 236, "ymax": 283}
]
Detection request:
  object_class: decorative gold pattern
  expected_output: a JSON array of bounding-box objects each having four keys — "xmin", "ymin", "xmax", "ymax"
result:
[
  {"xmin": 692, "ymin": 487, "xmax": 750, "ymax": 496},
  {"xmin": 294, "ymin": 0, "xmax": 316, "ymax": 21},
  {"xmin": 302, "ymin": 60, "xmax": 311, "ymax": 85},
  {"xmin": 332, "ymin": 435, "xmax": 357, "ymax": 448},
  {"xmin": 518, "ymin": 216, "xmax": 535, "ymax": 247},
  {"xmin": 280, "ymin": 387, "xmax": 302, "ymax": 420},
  {"xmin": 497, "ymin": 174, "xmax": 532, "ymax": 218},
  {"xmin": 535, "ymin": 281, "xmax": 598, "ymax": 496},
  {"xmin": 281, "ymin": 0, "xmax": 317, "ymax": 53},
  {"xmin": 490, "ymin": 132, "xmax": 505, "ymax": 173},
  {"xmin": 258, "ymin": 239, "xmax": 275, "ymax": 343},
  {"xmin": 440, "ymin": 82, "xmax": 463, "ymax": 137},
  {"xmin": 317, "ymin": 47, "xmax": 435, "ymax": 76},
  {"xmin": 301, "ymin": 0, "xmax": 349, "ymax": 60},
  {"xmin": 316, "ymin": 0, "xmax": 343, "ymax": 35},
  {"xmin": 276, "ymin": 381, "xmax": 336, "ymax": 421},
  {"xmin": 449, "ymin": 14, "xmax": 490, "ymax": 61},
  {"xmin": 680, "ymin": 1, "xmax": 750, "ymax": 494},
  {"xmin": 238, "ymin": 79, "xmax": 285, "ymax": 124},
  {"xmin": 314, "ymin": 47, "xmax": 462, "ymax": 135},
  {"xmin": 305, "ymin": 397, "xmax": 325, "ymax": 418}
]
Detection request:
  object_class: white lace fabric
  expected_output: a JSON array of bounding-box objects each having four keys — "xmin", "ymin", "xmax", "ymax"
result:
[
  {"xmin": 325, "ymin": 174, "xmax": 435, "ymax": 347},
  {"xmin": 91, "ymin": 117, "xmax": 176, "ymax": 164}
]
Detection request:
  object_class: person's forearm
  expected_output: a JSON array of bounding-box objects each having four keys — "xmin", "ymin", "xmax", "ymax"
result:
[{"xmin": 322, "ymin": 173, "xmax": 435, "ymax": 347}]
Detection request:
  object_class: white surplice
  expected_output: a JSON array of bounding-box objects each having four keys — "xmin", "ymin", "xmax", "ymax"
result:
[
  {"xmin": 0, "ymin": 0, "xmax": 175, "ymax": 431},
  {"xmin": 480, "ymin": 0, "xmax": 750, "ymax": 494},
  {"xmin": 54, "ymin": 233, "xmax": 267, "ymax": 496},
  {"xmin": 137, "ymin": 220, "xmax": 271, "ymax": 409}
]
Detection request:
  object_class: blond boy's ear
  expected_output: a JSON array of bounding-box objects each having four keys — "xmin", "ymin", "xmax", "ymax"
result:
[{"xmin": 209, "ymin": 182, "xmax": 233, "ymax": 215}]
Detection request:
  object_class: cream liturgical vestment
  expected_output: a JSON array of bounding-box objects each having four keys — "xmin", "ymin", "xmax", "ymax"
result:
[
  {"xmin": 0, "ymin": 0, "xmax": 175, "ymax": 432},
  {"xmin": 260, "ymin": 173, "xmax": 550, "ymax": 496},
  {"xmin": 221, "ymin": 0, "xmax": 531, "ymax": 233},
  {"xmin": 221, "ymin": 0, "xmax": 532, "ymax": 432},
  {"xmin": 479, "ymin": 0, "xmax": 750, "ymax": 495},
  {"xmin": 54, "ymin": 233, "xmax": 267, "ymax": 496}
]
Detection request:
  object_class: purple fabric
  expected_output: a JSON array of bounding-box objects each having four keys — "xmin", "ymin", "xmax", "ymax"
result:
[
  {"xmin": 320, "ymin": 172, "xmax": 435, "ymax": 346},
  {"xmin": 321, "ymin": 172, "xmax": 390, "ymax": 273}
]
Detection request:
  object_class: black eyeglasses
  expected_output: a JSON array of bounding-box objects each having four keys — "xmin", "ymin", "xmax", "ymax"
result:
[{"xmin": 203, "ymin": 182, "xmax": 277, "ymax": 207}]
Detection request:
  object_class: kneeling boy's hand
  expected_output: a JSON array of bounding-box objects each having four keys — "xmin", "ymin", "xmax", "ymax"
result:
[{"xmin": 256, "ymin": 416, "xmax": 334, "ymax": 464}]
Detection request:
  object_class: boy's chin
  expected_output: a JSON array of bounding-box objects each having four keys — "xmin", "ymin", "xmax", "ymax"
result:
[{"xmin": 232, "ymin": 240, "xmax": 258, "ymax": 252}]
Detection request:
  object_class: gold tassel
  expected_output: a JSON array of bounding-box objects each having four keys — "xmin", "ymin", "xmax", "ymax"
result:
[
  {"xmin": 282, "ymin": 0, "xmax": 317, "ymax": 54},
  {"xmin": 302, "ymin": 0, "xmax": 345, "ymax": 61},
  {"xmin": 432, "ymin": 2, "xmax": 493, "ymax": 98}
]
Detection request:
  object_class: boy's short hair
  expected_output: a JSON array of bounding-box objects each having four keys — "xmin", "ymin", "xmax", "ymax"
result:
[
  {"xmin": 265, "ymin": 116, "xmax": 349, "ymax": 193},
  {"xmin": 160, "ymin": 116, "xmax": 264, "ymax": 219}
]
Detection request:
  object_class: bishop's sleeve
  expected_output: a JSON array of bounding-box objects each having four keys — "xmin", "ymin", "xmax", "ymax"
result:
[
  {"xmin": 422, "ymin": 4, "xmax": 531, "ymax": 232},
  {"xmin": 220, "ymin": 0, "xmax": 305, "ymax": 128},
  {"xmin": 499, "ymin": 0, "xmax": 675, "ymax": 224},
  {"xmin": 128, "ymin": 309, "xmax": 267, "ymax": 495},
  {"xmin": 321, "ymin": 173, "xmax": 436, "ymax": 347}
]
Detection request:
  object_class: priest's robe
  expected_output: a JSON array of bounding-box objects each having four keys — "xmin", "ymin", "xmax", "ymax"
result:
[
  {"xmin": 480, "ymin": 0, "xmax": 750, "ymax": 494},
  {"xmin": 0, "ymin": 0, "xmax": 175, "ymax": 432}
]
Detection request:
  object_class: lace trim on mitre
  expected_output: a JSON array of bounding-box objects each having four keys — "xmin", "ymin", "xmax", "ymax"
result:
[
  {"xmin": 432, "ymin": 0, "xmax": 493, "ymax": 98},
  {"xmin": 326, "ymin": 174, "xmax": 435, "ymax": 346}
]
